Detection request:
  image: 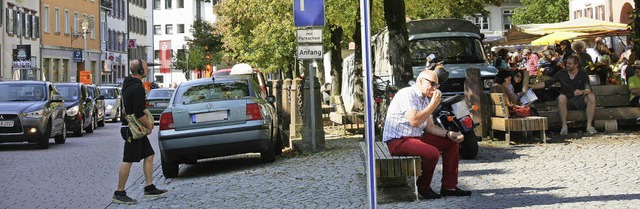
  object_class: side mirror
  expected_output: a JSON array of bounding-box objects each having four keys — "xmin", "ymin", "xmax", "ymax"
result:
[
  {"xmin": 97, "ymin": 95, "xmax": 105, "ymax": 100},
  {"xmin": 266, "ymin": 95, "xmax": 276, "ymax": 103},
  {"xmin": 52, "ymin": 95, "xmax": 64, "ymax": 102}
]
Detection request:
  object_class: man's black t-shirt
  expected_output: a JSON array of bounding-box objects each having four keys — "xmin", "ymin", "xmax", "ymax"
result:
[
  {"xmin": 120, "ymin": 76, "xmax": 147, "ymax": 125},
  {"xmin": 544, "ymin": 69, "xmax": 591, "ymax": 99}
]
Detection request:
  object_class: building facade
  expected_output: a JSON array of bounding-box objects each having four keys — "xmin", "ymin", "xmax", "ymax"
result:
[
  {"xmin": 100, "ymin": 0, "xmax": 128, "ymax": 84},
  {"xmin": 1, "ymin": 0, "xmax": 41, "ymax": 81},
  {"xmin": 40, "ymin": 0, "xmax": 101, "ymax": 83},
  {"xmin": 569, "ymin": 0, "xmax": 635, "ymax": 24},
  {"xmin": 467, "ymin": 0, "xmax": 523, "ymax": 40},
  {"xmin": 152, "ymin": 0, "xmax": 216, "ymax": 88},
  {"xmin": 128, "ymin": 0, "xmax": 153, "ymax": 83}
]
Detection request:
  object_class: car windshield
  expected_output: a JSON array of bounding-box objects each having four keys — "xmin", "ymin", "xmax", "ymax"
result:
[
  {"xmin": 0, "ymin": 84, "xmax": 46, "ymax": 102},
  {"xmin": 410, "ymin": 37, "xmax": 486, "ymax": 65},
  {"xmin": 56, "ymin": 86, "xmax": 80, "ymax": 101},
  {"xmin": 174, "ymin": 80, "xmax": 250, "ymax": 105},
  {"xmin": 147, "ymin": 89, "xmax": 175, "ymax": 100},
  {"xmin": 100, "ymin": 88, "xmax": 117, "ymax": 99},
  {"xmin": 87, "ymin": 87, "xmax": 96, "ymax": 98}
]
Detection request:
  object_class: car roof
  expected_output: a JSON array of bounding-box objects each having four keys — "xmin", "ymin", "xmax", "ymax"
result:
[
  {"xmin": 0, "ymin": 80, "xmax": 48, "ymax": 85},
  {"xmin": 54, "ymin": 82, "xmax": 84, "ymax": 87},
  {"xmin": 180, "ymin": 75, "xmax": 252, "ymax": 87},
  {"xmin": 149, "ymin": 88, "xmax": 175, "ymax": 91}
]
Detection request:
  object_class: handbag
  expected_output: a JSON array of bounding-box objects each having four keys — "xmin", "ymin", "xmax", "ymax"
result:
[
  {"xmin": 509, "ymin": 105, "xmax": 532, "ymax": 117},
  {"xmin": 124, "ymin": 109, "xmax": 154, "ymax": 141}
]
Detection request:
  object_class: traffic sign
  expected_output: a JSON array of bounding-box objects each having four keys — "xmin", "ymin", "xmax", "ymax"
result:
[
  {"xmin": 296, "ymin": 45, "xmax": 323, "ymax": 60},
  {"xmin": 293, "ymin": 0, "xmax": 325, "ymax": 27},
  {"xmin": 73, "ymin": 50, "xmax": 83, "ymax": 63},
  {"xmin": 296, "ymin": 29, "xmax": 322, "ymax": 43},
  {"xmin": 128, "ymin": 39, "xmax": 137, "ymax": 49}
]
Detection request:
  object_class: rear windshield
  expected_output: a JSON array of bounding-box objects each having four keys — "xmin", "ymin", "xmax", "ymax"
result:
[
  {"xmin": 147, "ymin": 89, "xmax": 175, "ymax": 99},
  {"xmin": 410, "ymin": 37, "xmax": 486, "ymax": 65},
  {"xmin": 0, "ymin": 84, "xmax": 47, "ymax": 102},
  {"xmin": 56, "ymin": 86, "xmax": 80, "ymax": 101},
  {"xmin": 174, "ymin": 80, "xmax": 250, "ymax": 105},
  {"xmin": 99, "ymin": 88, "xmax": 117, "ymax": 99}
]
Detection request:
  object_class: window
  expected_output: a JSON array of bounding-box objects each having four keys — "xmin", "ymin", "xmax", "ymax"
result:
[
  {"xmin": 596, "ymin": 5, "xmax": 605, "ymax": 20},
  {"xmin": 24, "ymin": 13, "xmax": 31, "ymax": 37},
  {"xmin": 43, "ymin": 6, "xmax": 50, "ymax": 33},
  {"xmin": 177, "ymin": 24, "xmax": 184, "ymax": 33},
  {"xmin": 73, "ymin": 12, "xmax": 78, "ymax": 33},
  {"xmin": 6, "ymin": 9, "xmax": 13, "ymax": 34},
  {"xmin": 64, "ymin": 10, "xmax": 69, "ymax": 34},
  {"xmin": 165, "ymin": 24, "xmax": 173, "ymax": 34},
  {"xmin": 503, "ymin": 10, "xmax": 513, "ymax": 30},
  {"xmin": 154, "ymin": 25, "xmax": 161, "ymax": 35},
  {"xmin": 177, "ymin": 0, "xmax": 184, "ymax": 8},
  {"xmin": 90, "ymin": 16, "xmax": 95, "ymax": 39},
  {"xmin": 154, "ymin": 50, "xmax": 160, "ymax": 60},
  {"xmin": 54, "ymin": 8, "xmax": 59, "ymax": 33},
  {"xmin": 585, "ymin": 8, "xmax": 593, "ymax": 19},
  {"xmin": 469, "ymin": 14, "xmax": 489, "ymax": 30},
  {"xmin": 165, "ymin": 0, "xmax": 172, "ymax": 9},
  {"xmin": 33, "ymin": 14, "xmax": 39, "ymax": 38},
  {"xmin": 154, "ymin": 0, "xmax": 160, "ymax": 9},
  {"xmin": 574, "ymin": 10, "xmax": 583, "ymax": 19},
  {"xmin": 0, "ymin": 3, "xmax": 3, "ymax": 27}
]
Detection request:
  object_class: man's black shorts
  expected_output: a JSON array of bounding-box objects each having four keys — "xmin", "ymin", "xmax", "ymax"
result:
[
  {"xmin": 120, "ymin": 127, "xmax": 154, "ymax": 163},
  {"xmin": 565, "ymin": 95, "xmax": 586, "ymax": 110}
]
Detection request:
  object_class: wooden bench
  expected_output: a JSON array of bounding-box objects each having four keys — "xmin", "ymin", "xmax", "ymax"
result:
[
  {"xmin": 489, "ymin": 93, "xmax": 548, "ymax": 144},
  {"xmin": 329, "ymin": 96, "xmax": 365, "ymax": 132},
  {"xmin": 359, "ymin": 142, "xmax": 422, "ymax": 201},
  {"xmin": 536, "ymin": 85, "xmax": 640, "ymax": 132}
]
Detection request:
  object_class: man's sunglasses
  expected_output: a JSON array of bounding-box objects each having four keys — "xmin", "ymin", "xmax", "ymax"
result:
[{"xmin": 421, "ymin": 78, "xmax": 439, "ymax": 88}]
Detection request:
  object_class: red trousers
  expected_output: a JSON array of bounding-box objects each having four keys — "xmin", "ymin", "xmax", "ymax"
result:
[{"xmin": 386, "ymin": 133, "xmax": 459, "ymax": 191}]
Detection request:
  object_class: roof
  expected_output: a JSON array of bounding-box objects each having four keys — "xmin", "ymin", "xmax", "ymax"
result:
[{"xmin": 516, "ymin": 17, "xmax": 628, "ymax": 35}]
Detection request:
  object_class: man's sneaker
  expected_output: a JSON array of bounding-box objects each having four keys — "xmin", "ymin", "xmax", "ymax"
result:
[
  {"xmin": 112, "ymin": 191, "xmax": 137, "ymax": 205},
  {"xmin": 586, "ymin": 126, "xmax": 597, "ymax": 135},
  {"xmin": 560, "ymin": 127, "xmax": 568, "ymax": 136},
  {"xmin": 144, "ymin": 184, "xmax": 168, "ymax": 197}
]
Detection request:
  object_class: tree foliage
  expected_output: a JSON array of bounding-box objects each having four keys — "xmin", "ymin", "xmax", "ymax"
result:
[
  {"xmin": 511, "ymin": 0, "xmax": 569, "ymax": 24},
  {"xmin": 172, "ymin": 19, "xmax": 223, "ymax": 73},
  {"xmin": 405, "ymin": 0, "xmax": 502, "ymax": 19}
]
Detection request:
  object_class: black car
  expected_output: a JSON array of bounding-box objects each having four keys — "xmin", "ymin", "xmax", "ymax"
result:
[
  {"xmin": 55, "ymin": 83, "xmax": 96, "ymax": 136},
  {"xmin": 0, "ymin": 81, "xmax": 67, "ymax": 149},
  {"xmin": 86, "ymin": 85, "xmax": 106, "ymax": 127}
]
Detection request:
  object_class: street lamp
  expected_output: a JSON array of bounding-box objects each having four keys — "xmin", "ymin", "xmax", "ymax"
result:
[{"xmin": 81, "ymin": 18, "xmax": 89, "ymax": 72}]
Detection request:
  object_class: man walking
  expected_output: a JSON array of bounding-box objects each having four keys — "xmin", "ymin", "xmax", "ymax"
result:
[
  {"xmin": 529, "ymin": 55, "xmax": 597, "ymax": 135},
  {"xmin": 382, "ymin": 69, "xmax": 471, "ymax": 199},
  {"xmin": 113, "ymin": 59, "xmax": 167, "ymax": 204}
]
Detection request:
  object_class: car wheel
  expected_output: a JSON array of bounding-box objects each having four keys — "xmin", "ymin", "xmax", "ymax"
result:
[
  {"xmin": 98, "ymin": 117, "xmax": 105, "ymax": 127},
  {"xmin": 74, "ymin": 119, "xmax": 84, "ymax": 137},
  {"xmin": 54, "ymin": 122, "xmax": 67, "ymax": 144},
  {"xmin": 161, "ymin": 155, "xmax": 179, "ymax": 178},
  {"xmin": 274, "ymin": 126, "xmax": 283, "ymax": 156},
  {"xmin": 261, "ymin": 140, "xmax": 276, "ymax": 163},
  {"xmin": 85, "ymin": 116, "xmax": 95, "ymax": 133},
  {"xmin": 111, "ymin": 109, "xmax": 119, "ymax": 123},
  {"xmin": 37, "ymin": 123, "xmax": 51, "ymax": 149}
]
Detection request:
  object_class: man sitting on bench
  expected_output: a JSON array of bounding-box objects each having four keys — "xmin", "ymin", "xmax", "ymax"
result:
[
  {"xmin": 529, "ymin": 55, "xmax": 597, "ymax": 135},
  {"xmin": 382, "ymin": 69, "xmax": 471, "ymax": 200}
]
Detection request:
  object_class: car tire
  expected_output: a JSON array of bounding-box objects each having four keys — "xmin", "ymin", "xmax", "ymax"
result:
[
  {"xmin": 54, "ymin": 122, "xmax": 66, "ymax": 144},
  {"xmin": 74, "ymin": 119, "xmax": 84, "ymax": 137},
  {"xmin": 37, "ymin": 123, "xmax": 51, "ymax": 149},
  {"xmin": 274, "ymin": 126, "xmax": 283, "ymax": 156},
  {"xmin": 261, "ymin": 140, "xmax": 276, "ymax": 163},
  {"xmin": 161, "ymin": 155, "xmax": 179, "ymax": 178},
  {"xmin": 86, "ymin": 116, "xmax": 95, "ymax": 133},
  {"xmin": 98, "ymin": 117, "xmax": 105, "ymax": 127},
  {"xmin": 111, "ymin": 109, "xmax": 119, "ymax": 123}
]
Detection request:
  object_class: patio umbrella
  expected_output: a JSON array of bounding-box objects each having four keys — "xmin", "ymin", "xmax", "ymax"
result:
[{"xmin": 531, "ymin": 31, "xmax": 587, "ymax": 46}]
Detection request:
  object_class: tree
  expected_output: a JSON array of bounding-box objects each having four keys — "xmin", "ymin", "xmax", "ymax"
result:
[
  {"xmin": 405, "ymin": 0, "xmax": 502, "ymax": 19},
  {"xmin": 172, "ymin": 19, "xmax": 223, "ymax": 73},
  {"xmin": 511, "ymin": 0, "xmax": 569, "ymax": 24}
]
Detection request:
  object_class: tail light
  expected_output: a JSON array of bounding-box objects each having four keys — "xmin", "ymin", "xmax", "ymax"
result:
[
  {"xmin": 159, "ymin": 112, "xmax": 174, "ymax": 130},
  {"xmin": 461, "ymin": 116, "xmax": 473, "ymax": 129},
  {"xmin": 246, "ymin": 103, "xmax": 263, "ymax": 120},
  {"xmin": 146, "ymin": 101, "xmax": 153, "ymax": 107},
  {"xmin": 447, "ymin": 116, "xmax": 454, "ymax": 122}
]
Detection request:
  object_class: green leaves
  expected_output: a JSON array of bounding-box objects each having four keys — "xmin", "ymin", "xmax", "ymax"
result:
[{"xmin": 511, "ymin": 0, "xmax": 569, "ymax": 24}]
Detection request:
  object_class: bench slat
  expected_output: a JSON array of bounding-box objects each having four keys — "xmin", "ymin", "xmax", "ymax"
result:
[{"xmin": 360, "ymin": 142, "xmax": 421, "ymax": 178}]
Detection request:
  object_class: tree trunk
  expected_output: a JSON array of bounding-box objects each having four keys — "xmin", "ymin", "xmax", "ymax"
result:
[
  {"xmin": 352, "ymin": 8, "xmax": 365, "ymax": 113},
  {"xmin": 384, "ymin": 0, "xmax": 412, "ymax": 88},
  {"xmin": 330, "ymin": 26, "xmax": 343, "ymax": 97}
]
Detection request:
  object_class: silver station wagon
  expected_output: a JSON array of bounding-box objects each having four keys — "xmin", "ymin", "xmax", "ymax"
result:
[{"xmin": 157, "ymin": 75, "xmax": 281, "ymax": 178}]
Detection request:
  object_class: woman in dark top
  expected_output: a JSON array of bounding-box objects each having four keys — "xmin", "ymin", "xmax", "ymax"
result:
[{"xmin": 559, "ymin": 40, "xmax": 575, "ymax": 62}]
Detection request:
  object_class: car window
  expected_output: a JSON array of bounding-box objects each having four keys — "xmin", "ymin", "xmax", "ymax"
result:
[
  {"xmin": 147, "ymin": 89, "xmax": 175, "ymax": 99},
  {"xmin": 174, "ymin": 80, "xmax": 250, "ymax": 105},
  {"xmin": 99, "ymin": 88, "xmax": 117, "ymax": 99},
  {"xmin": 0, "ymin": 84, "xmax": 47, "ymax": 101},
  {"xmin": 57, "ymin": 86, "xmax": 80, "ymax": 101},
  {"xmin": 87, "ymin": 87, "xmax": 96, "ymax": 99},
  {"xmin": 410, "ymin": 37, "xmax": 485, "ymax": 65}
]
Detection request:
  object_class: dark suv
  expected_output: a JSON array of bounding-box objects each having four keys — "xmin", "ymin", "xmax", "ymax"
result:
[
  {"xmin": 86, "ymin": 85, "xmax": 106, "ymax": 127},
  {"xmin": 54, "ymin": 83, "xmax": 96, "ymax": 136}
]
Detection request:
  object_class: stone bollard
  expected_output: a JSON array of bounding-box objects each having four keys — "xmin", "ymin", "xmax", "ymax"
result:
[
  {"xmin": 270, "ymin": 80, "xmax": 287, "ymax": 147},
  {"xmin": 282, "ymin": 79, "xmax": 292, "ymax": 140},
  {"xmin": 289, "ymin": 78, "xmax": 303, "ymax": 139},
  {"xmin": 301, "ymin": 76, "xmax": 325, "ymax": 153}
]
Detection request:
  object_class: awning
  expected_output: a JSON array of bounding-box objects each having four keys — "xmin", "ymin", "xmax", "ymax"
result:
[
  {"xmin": 517, "ymin": 17, "xmax": 628, "ymax": 35},
  {"xmin": 531, "ymin": 32, "xmax": 587, "ymax": 46}
]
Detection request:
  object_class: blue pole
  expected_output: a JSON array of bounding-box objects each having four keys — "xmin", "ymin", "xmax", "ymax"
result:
[{"xmin": 360, "ymin": 0, "xmax": 376, "ymax": 208}]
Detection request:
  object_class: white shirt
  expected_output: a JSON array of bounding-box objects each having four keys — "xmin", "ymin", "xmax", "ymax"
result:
[
  {"xmin": 586, "ymin": 48, "xmax": 602, "ymax": 63},
  {"xmin": 382, "ymin": 85, "xmax": 430, "ymax": 142}
]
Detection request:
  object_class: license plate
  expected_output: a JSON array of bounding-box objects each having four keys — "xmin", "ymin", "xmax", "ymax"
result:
[
  {"xmin": 156, "ymin": 102, "xmax": 168, "ymax": 107},
  {"xmin": 192, "ymin": 111, "xmax": 228, "ymax": 123},
  {"xmin": 0, "ymin": 121, "xmax": 14, "ymax": 127}
]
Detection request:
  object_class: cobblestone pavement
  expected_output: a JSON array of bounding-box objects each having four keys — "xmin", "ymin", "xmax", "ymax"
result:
[{"xmin": 103, "ymin": 128, "xmax": 640, "ymax": 209}]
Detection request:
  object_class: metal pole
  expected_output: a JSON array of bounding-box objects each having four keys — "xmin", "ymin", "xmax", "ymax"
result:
[
  {"xmin": 360, "ymin": 0, "xmax": 377, "ymax": 207},
  {"xmin": 84, "ymin": 28, "xmax": 88, "ymax": 75},
  {"xmin": 309, "ymin": 61, "xmax": 316, "ymax": 151}
]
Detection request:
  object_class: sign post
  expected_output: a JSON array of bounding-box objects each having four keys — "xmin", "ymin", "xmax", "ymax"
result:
[{"xmin": 359, "ymin": 0, "xmax": 377, "ymax": 208}]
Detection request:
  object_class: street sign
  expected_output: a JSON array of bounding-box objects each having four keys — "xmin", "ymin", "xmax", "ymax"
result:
[
  {"xmin": 128, "ymin": 39, "xmax": 137, "ymax": 49},
  {"xmin": 296, "ymin": 29, "xmax": 322, "ymax": 43},
  {"xmin": 296, "ymin": 45, "xmax": 323, "ymax": 60},
  {"xmin": 293, "ymin": 0, "xmax": 325, "ymax": 27},
  {"xmin": 73, "ymin": 50, "xmax": 83, "ymax": 63}
]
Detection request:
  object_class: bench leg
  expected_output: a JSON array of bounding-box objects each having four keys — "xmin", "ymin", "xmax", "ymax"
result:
[
  {"xmin": 505, "ymin": 131, "xmax": 511, "ymax": 145},
  {"xmin": 541, "ymin": 129, "xmax": 546, "ymax": 144},
  {"xmin": 413, "ymin": 159, "xmax": 419, "ymax": 202}
]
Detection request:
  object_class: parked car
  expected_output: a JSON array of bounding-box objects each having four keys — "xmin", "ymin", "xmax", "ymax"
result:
[
  {"xmin": 86, "ymin": 85, "xmax": 106, "ymax": 127},
  {"xmin": 0, "ymin": 81, "xmax": 67, "ymax": 149},
  {"xmin": 55, "ymin": 82, "xmax": 96, "ymax": 136},
  {"xmin": 146, "ymin": 88, "xmax": 175, "ymax": 121},
  {"xmin": 158, "ymin": 75, "xmax": 281, "ymax": 178},
  {"xmin": 98, "ymin": 85, "xmax": 122, "ymax": 122}
]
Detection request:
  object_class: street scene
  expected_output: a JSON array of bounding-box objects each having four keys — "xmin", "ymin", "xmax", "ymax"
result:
[{"xmin": 2, "ymin": 0, "xmax": 640, "ymax": 208}]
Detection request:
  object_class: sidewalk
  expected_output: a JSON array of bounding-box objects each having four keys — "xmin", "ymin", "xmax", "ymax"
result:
[{"xmin": 106, "ymin": 130, "xmax": 640, "ymax": 208}]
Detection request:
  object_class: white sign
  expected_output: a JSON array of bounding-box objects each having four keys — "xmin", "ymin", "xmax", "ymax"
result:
[
  {"xmin": 296, "ymin": 29, "xmax": 323, "ymax": 43},
  {"xmin": 296, "ymin": 45, "xmax": 323, "ymax": 60}
]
